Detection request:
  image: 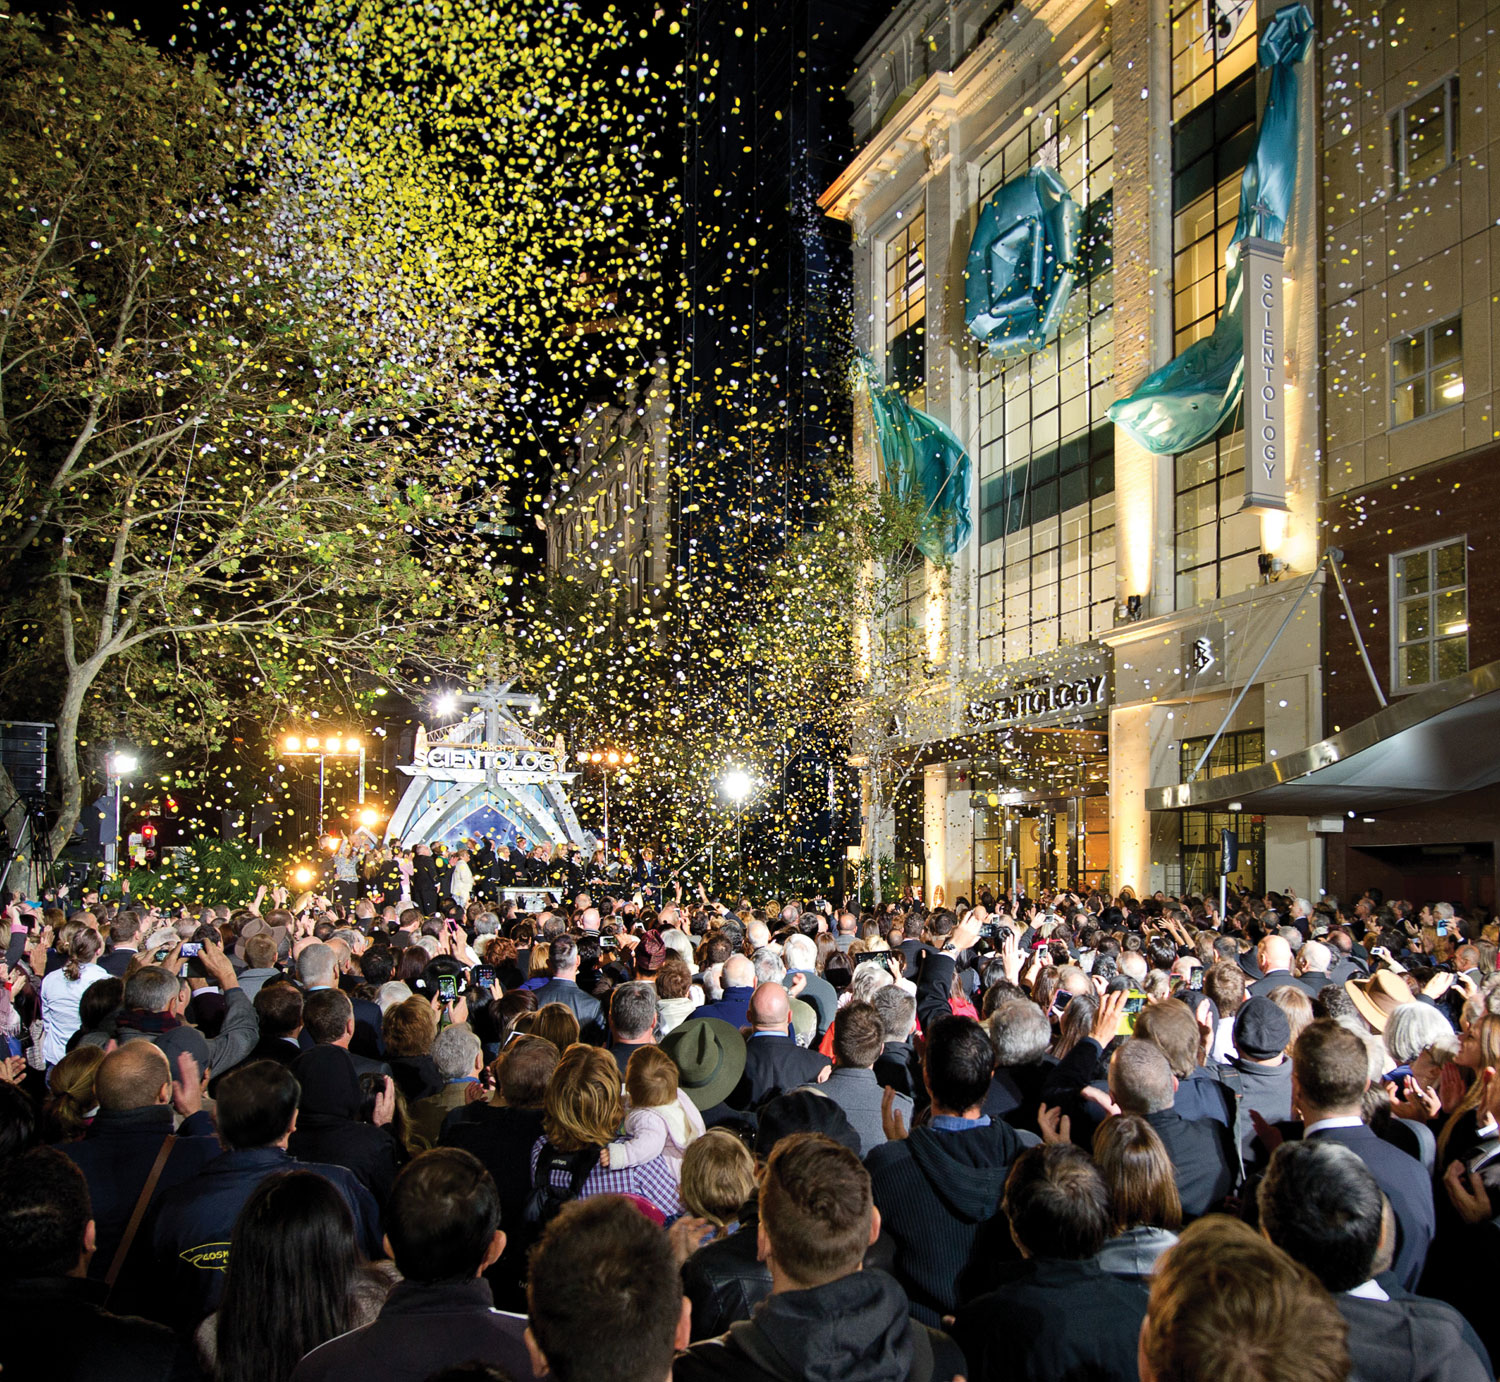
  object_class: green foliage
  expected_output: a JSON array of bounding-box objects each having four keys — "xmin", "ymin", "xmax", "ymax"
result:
[{"xmin": 118, "ymin": 838, "xmax": 275, "ymax": 906}]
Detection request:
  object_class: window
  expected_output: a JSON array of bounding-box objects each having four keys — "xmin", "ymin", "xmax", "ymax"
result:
[
  {"xmin": 1391, "ymin": 316, "xmax": 1463, "ymax": 426},
  {"xmin": 1392, "ymin": 538, "xmax": 1468, "ymax": 691},
  {"xmin": 881, "ymin": 546, "xmax": 927, "ymax": 679},
  {"xmin": 1174, "ymin": 429, "xmax": 1261, "ymax": 605},
  {"xmin": 1393, "ymin": 79, "xmax": 1457, "ymax": 194},
  {"xmin": 1171, "ymin": 0, "xmax": 1256, "ymax": 123},
  {"xmin": 884, "ymin": 208, "xmax": 926, "ymax": 406},
  {"xmin": 1177, "ymin": 730, "xmax": 1266, "ymax": 897},
  {"xmin": 976, "ymin": 56, "xmax": 1116, "ymax": 667}
]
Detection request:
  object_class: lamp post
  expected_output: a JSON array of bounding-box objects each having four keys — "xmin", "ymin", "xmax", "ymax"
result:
[
  {"xmin": 574, "ymin": 747, "xmax": 635, "ymax": 852},
  {"xmin": 105, "ymin": 750, "xmax": 138, "ymax": 878},
  {"xmin": 721, "ymin": 769, "xmax": 752, "ymax": 893},
  {"xmin": 280, "ymin": 733, "xmax": 366, "ymax": 838}
]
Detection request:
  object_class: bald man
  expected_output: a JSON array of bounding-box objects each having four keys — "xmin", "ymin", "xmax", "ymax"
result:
[
  {"xmin": 59, "ymin": 1043, "xmax": 220, "ymax": 1303},
  {"xmin": 726, "ymin": 982, "xmax": 830, "ymax": 1111},
  {"xmin": 1250, "ymin": 933, "xmax": 1317, "ymax": 999}
]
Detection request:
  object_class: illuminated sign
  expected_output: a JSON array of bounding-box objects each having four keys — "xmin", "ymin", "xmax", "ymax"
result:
[{"xmin": 1241, "ymin": 236, "xmax": 1290, "ymax": 513}]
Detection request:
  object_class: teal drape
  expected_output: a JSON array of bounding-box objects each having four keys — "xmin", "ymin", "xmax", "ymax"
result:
[
  {"xmin": 860, "ymin": 357, "xmax": 973, "ymax": 564},
  {"xmin": 1107, "ymin": 3, "xmax": 1313, "ymax": 455},
  {"xmin": 964, "ymin": 165, "xmax": 1082, "ymax": 358}
]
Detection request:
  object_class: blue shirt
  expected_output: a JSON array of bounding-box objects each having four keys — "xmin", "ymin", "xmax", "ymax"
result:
[{"xmin": 930, "ymin": 1113, "xmax": 991, "ymax": 1131}]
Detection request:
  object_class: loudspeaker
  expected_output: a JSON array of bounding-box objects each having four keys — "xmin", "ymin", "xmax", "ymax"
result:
[{"xmin": 0, "ymin": 722, "xmax": 48, "ymax": 799}]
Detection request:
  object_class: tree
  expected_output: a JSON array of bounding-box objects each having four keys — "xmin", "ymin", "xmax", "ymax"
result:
[{"xmin": 0, "ymin": 9, "xmax": 508, "ymax": 855}]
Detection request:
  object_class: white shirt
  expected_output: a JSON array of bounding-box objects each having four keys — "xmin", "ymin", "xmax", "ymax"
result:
[
  {"xmin": 1305, "ymin": 1115, "xmax": 1365, "ymax": 1136},
  {"xmin": 1345, "ymin": 1279, "xmax": 1390, "ymax": 1301},
  {"xmin": 40, "ymin": 962, "xmax": 110, "ymax": 1066}
]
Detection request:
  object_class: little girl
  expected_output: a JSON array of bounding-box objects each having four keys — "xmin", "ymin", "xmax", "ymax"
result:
[
  {"xmin": 600, "ymin": 1045, "xmax": 704, "ymax": 1180},
  {"xmin": 681, "ymin": 1129, "xmax": 757, "ymax": 1243}
]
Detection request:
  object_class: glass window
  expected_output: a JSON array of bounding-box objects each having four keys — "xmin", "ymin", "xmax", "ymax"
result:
[
  {"xmin": 976, "ymin": 57, "xmax": 1116, "ymax": 667},
  {"xmin": 884, "ymin": 207, "xmax": 926, "ymax": 407},
  {"xmin": 1178, "ymin": 730, "xmax": 1266, "ymax": 896},
  {"xmin": 1171, "ymin": 0, "xmax": 1257, "ymax": 124},
  {"xmin": 1391, "ymin": 538, "xmax": 1468, "ymax": 691},
  {"xmin": 1391, "ymin": 316, "xmax": 1463, "ymax": 426},
  {"xmin": 1392, "ymin": 78, "xmax": 1458, "ymax": 194}
]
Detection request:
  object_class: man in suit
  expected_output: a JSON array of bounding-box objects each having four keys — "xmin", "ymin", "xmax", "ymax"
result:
[
  {"xmin": 1109, "ymin": 1039, "xmax": 1237, "ymax": 1220},
  {"xmin": 531, "ymin": 935, "xmax": 607, "ymax": 1043},
  {"xmin": 247, "ymin": 981, "xmax": 305, "ymax": 1066},
  {"xmin": 101, "ymin": 911, "xmax": 143, "ymax": 978},
  {"xmin": 607, "ymin": 981, "xmax": 658, "ymax": 1078},
  {"xmin": 952, "ymin": 1144, "xmax": 1149, "ymax": 1382},
  {"xmin": 297, "ymin": 943, "xmax": 383, "ymax": 1057},
  {"xmin": 1249, "ymin": 933, "xmax": 1317, "ymax": 1000},
  {"xmin": 1259, "ymin": 1139, "xmax": 1489, "ymax": 1382},
  {"xmin": 302, "ymin": 989, "xmax": 394, "ymax": 1083},
  {"xmin": 727, "ymin": 983, "xmax": 828, "ymax": 1111},
  {"xmin": 796, "ymin": 1001, "xmax": 909, "ymax": 1157},
  {"xmin": 1289, "ymin": 1019, "xmax": 1434, "ymax": 1291}
]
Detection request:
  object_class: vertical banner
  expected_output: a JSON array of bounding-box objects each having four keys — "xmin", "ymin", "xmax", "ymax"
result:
[{"xmin": 1241, "ymin": 236, "xmax": 1289, "ymax": 512}]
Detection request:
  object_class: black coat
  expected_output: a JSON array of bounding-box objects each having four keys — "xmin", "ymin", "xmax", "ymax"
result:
[
  {"xmin": 530, "ymin": 977, "xmax": 607, "ymax": 1044},
  {"xmin": 0, "ymin": 1277, "xmax": 185, "ymax": 1382},
  {"xmin": 875, "ymin": 1039, "xmax": 928, "ymax": 1115},
  {"xmin": 682, "ymin": 1197, "xmax": 773, "ymax": 1341},
  {"xmin": 57, "ymin": 1104, "xmax": 221, "ymax": 1315},
  {"xmin": 727, "ymin": 1034, "xmax": 830, "ymax": 1112},
  {"xmin": 1144, "ymin": 1108, "xmax": 1238, "ymax": 1219},
  {"xmin": 952, "ymin": 1256, "xmax": 1150, "ymax": 1382},
  {"xmin": 291, "ymin": 1279, "xmax": 532, "ymax": 1382},
  {"xmin": 439, "ymin": 1103, "xmax": 547, "ymax": 1310},
  {"xmin": 982, "ymin": 1059, "xmax": 1057, "ymax": 1136},
  {"xmin": 675, "ymin": 1269, "xmax": 963, "ymax": 1382},
  {"xmin": 866, "ymin": 1119, "xmax": 1032, "ymax": 1324}
]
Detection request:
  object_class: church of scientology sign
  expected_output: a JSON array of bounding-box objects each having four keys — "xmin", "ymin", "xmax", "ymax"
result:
[{"xmin": 403, "ymin": 737, "xmax": 573, "ymax": 785}]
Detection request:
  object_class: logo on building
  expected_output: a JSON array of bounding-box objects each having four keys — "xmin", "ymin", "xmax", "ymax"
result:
[
  {"xmin": 1190, "ymin": 638, "xmax": 1217, "ymax": 674},
  {"xmin": 967, "ymin": 674, "xmax": 1109, "ymax": 728}
]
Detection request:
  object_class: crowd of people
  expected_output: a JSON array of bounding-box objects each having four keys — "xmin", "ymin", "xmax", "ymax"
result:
[{"xmin": 0, "ymin": 864, "xmax": 1496, "ymax": 1382}]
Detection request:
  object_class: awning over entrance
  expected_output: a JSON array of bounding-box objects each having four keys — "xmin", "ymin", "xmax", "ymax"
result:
[{"xmin": 1147, "ymin": 661, "xmax": 1500, "ymax": 815}]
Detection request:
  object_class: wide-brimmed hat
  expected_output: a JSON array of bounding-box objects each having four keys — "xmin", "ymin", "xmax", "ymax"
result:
[
  {"xmin": 659, "ymin": 1017, "xmax": 746, "ymax": 1111},
  {"xmin": 1346, "ymin": 969, "xmax": 1414, "ymax": 1032},
  {"xmin": 234, "ymin": 916, "xmax": 289, "ymax": 963}
]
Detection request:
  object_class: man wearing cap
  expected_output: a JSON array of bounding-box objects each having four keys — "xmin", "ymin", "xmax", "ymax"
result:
[
  {"xmin": 1220, "ymin": 996, "xmax": 1293, "ymax": 1170},
  {"xmin": 1290, "ymin": 1019, "xmax": 1433, "ymax": 1290},
  {"xmin": 661, "ymin": 1017, "xmax": 748, "ymax": 1131}
]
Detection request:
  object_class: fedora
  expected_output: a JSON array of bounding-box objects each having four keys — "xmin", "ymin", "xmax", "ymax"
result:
[
  {"xmin": 1346, "ymin": 969, "xmax": 1414, "ymax": 1032},
  {"xmin": 659, "ymin": 1017, "xmax": 746, "ymax": 1111}
]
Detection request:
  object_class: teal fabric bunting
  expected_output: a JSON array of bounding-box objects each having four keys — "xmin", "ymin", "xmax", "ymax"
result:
[
  {"xmin": 965, "ymin": 165, "xmax": 1082, "ymax": 358},
  {"xmin": 860, "ymin": 357, "xmax": 972, "ymax": 564},
  {"xmin": 1108, "ymin": 3, "xmax": 1313, "ymax": 455}
]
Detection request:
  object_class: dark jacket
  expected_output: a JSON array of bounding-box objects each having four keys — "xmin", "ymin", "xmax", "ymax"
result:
[
  {"xmin": 58, "ymin": 1104, "xmax": 220, "ymax": 1306},
  {"xmin": 0, "ymin": 1276, "xmax": 183, "ymax": 1382},
  {"xmin": 531, "ymin": 976, "xmax": 607, "ymax": 1043},
  {"xmin": 1249, "ymin": 969, "xmax": 1317, "ymax": 1000},
  {"xmin": 100, "ymin": 947, "xmax": 140, "ymax": 978},
  {"xmin": 952, "ymin": 1256, "xmax": 1150, "ymax": 1382},
  {"xmin": 682, "ymin": 1196, "xmax": 772, "ymax": 1341},
  {"xmin": 674, "ymin": 1269, "xmax": 963, "ymax": 1382},
  {"xmin": 698, "ymin": 985, "xmax": 755, "ymax": 1030},
  {"xmin": 388, "ymin": 1053, "xmax": 442, "ymax": 1103},
  {"xmin": 729, "ymin": 1034, "xmax": 830, "ymax": 1111},
  {"xmin": 982, "ymin": 1059, "xmax": 1057, "ymax": 1136},
  {"xmin": 150, "ymin": 1146, "xmax": 381, "ymax": 1325},
  {"xmin": 247, "ymin": 1033, "xmax": 303, "ymax": 1067},
  {"xmin": 291, "ymin": 1279, "xmax": 532, "ymax": 1382},
  {"xmin": 1337, "ymin": 1289, "xmax": 1491, "ymax": 1382},
  {"xmin": 439, "ymin": 1102, "xmax": 547, "ymax": 1311},
  {"xmin": 1144, "ymin": 1108, "xmax": 1237, "ymax": 1219},
  {"xmin": 288, "ymin": 1046, "xmax": 402, "ymax": 1205},
  {"xmin": 874, "ymin": 1040, "xmax": 925, "ymax": 1111},
  {"xmin": 866, "ymin": 1118, "xmax": 1032, "ymax": 1324},
  {"xmin": 1308, "ymin": 1122, "xmax": 1433, "ymax": 1291}
]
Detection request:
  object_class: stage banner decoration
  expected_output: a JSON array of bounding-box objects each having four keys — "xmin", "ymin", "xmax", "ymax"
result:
[
  {"xmin": 1107, "ymin": 2, "xmax": 1313, "ymax": 456},
  {"xmin": 964, "ymin": 165, "xmax": 1082, "ymax": 359},
  {"xmin": 859, "ymin": 357, "xmax": 973, "ymax": 564}
]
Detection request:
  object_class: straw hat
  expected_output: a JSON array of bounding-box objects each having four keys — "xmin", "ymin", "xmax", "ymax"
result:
[{"xmin": 1345, "ymin": 969, "xmax": 1414, "ymax": 1032}]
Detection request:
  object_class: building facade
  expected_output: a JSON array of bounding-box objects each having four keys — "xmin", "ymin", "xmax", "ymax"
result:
[{"xmin": 820, "ymin": 0, "xmax": 1340, "ymax": 902}]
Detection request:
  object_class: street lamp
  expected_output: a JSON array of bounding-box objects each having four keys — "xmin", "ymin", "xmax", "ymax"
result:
[
  {"xmin": 574, "ymin": 747, "xmax": 635, "ymax": 852},
  {"xmin": 721, "ymin": 769, "xmax": 753, "ymax": 892},
  {"xmin": 105, "ymin": 750, "xmax": 139, "ymax": 878},
  {"xmin": 279, "ymin": 732, "xmax": 367, "ymax": 837}
]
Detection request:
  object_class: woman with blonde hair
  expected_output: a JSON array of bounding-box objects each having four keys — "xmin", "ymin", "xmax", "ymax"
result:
[
  {"xmin": 1437, "ymin": 1013, "xmax": 1500, "ymax": 1162},
  {"xmin": 532, "ymin": 1044, "xmax": 681, "ymax": 1218},
  {"xmin": 1265, "ymin": 984, "xmax": 1315, "ymax": 1054}
]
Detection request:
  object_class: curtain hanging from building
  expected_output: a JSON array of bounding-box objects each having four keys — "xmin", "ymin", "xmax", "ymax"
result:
[
  {"xmin": 963, "ymin": 165, "xmax": 1082, "ymax": 358},
  {"xmin": 859, "ymin": 357, "xmax": 973, "ymax": 563},
  {"xmin": 1106, "ymin": 2, "xmax": 1313, "ymax": 455}
]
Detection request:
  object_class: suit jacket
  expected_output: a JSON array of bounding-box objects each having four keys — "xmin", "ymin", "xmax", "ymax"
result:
[
  {"xmin": 797, "ymin": 1067, "xmax": 909, "ymax": 1157},
  {"xmin": 1337, "ymin": 1289, "xmax": 1490, "ymax": 1382},
  {"xmin": 983, "ymin": 1060, "xmax": 1057, "ymax": 1136},
  {"xmin": 729, "ymin": 1033, "xmax": 829, "ymax": 1112},
  {"xmin": 247, "ymin": 1033, "xmax": 303, "ymax": 1067},
  {"xmin": 100, "ymin": 947, "xmax": 138, "ymax": 978},
  {"xmin": 952, "ymin": 1256, "xmax": 1149, "ymax": 1382},
  {"xmin": 1249, "ymin": 969, "xmax": 1317, "ymax": 1000},
  {"xmin": 409, "ymin": 1081, "xmax": 473, "ymax": 1150},
  {"xmin": 1144, "ymin": 1108, "xmax": 1237, "ymax": 1219},
  {"xmin": 530, "ymin": 977, "xmax": 607, "ymax": 1043},
  {"xmin": 1309, "ymin": 1123, "xmax": 1433, "ymax": 1291}
]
